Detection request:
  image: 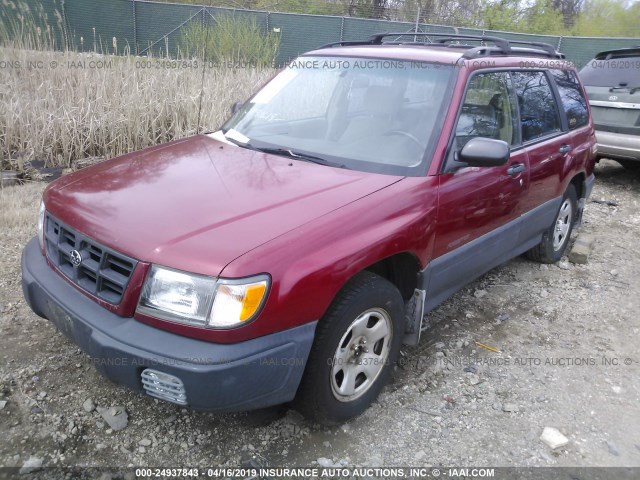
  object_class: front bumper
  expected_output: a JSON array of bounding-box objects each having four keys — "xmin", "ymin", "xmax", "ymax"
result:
[
  {"xmin": 595, "ymin": 130, "xmax": 640, "ymax": 162},
  {"xmin": 21, "ymin": 237, "xmax": 316, "ymax": 412}
]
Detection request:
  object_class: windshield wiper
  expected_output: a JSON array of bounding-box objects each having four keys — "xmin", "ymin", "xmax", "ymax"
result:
[
  {"xmin": 222, "ymin": 132, "xmax": 345, "ymax": 168},
  {"xmin": 252, "ymin": 147, "xmax": 345, "ymax": 168}
]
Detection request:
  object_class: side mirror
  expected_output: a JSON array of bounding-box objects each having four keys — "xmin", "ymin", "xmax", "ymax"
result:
[
  {"xmin": 230, "ymin": 101, "xmax": 244, "ymax": 114},
  {"xmin": 457, "ymin": 137, "xmax": 510, "ymax": 167}
]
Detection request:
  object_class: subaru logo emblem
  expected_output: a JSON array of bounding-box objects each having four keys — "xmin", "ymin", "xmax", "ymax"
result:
[
  {"xmin": 70, "ymin": 249, "xmax": 82, "ymax": 267},
  {"xmin": 609, "ymin": 95, "xmax": 618, "ymax": 101}
]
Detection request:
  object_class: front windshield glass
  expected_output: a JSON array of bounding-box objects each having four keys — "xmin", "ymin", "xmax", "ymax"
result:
[{"xmin": 223, "ymin": 56, "xmax": 455, "ymax": 175}]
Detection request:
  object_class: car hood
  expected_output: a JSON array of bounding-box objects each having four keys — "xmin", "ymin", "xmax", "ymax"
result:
[{"xmin": 44, "ymin": 135, "xmax": 402, "ymax": 276}]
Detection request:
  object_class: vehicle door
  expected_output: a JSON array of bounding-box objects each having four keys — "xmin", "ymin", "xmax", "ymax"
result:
[
  {"xmin": 426, "ymin": 71, "xmax": 529, "ymax": 310},
  {"xmin": 512, "ymin": 70, "xmax": 567, "ymax": 215},
  {"xmin": 549, "ymin": 68, "xmax": 592, "ymax": 187}
]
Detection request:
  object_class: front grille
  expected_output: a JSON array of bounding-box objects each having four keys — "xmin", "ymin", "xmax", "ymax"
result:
[
  {"xmin": 141, "ymin": 369, "xmax": 188, "ymax": 405},
  {"xmin": 44, "ymin": 213, "xmax": 137, "ymax": 305}
]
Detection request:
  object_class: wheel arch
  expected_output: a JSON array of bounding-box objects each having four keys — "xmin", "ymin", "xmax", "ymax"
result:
[
  {"xmin": 569, "ymin": 171, "xmax": 586, "ymax": 200},
  {"xmin": 362, "ymin": 252, "xmax": 421, "ymax": 302}
]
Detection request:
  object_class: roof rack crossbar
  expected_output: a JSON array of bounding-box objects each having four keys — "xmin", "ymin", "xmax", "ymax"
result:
[
  {"xmin": 317, "ymin": 32, "xmax": 563, "ymax": 59},
  {"xmin": 501, "ymin": 39, "xmax": 557, "ymax": 56},
  {"xmin": 367, "ymin": 32, "xmax": 512, "ymax": 51},
  {"xmin": 462, "ymin": 45, "xmax": 564, "ymax": 60},
  {"xmin": 383, "ymin": 41, "xmax": 478, "ymax": 50},
  {"xmin": 317, "ymin": 39, "xmax": 378, "ymax": 49}
]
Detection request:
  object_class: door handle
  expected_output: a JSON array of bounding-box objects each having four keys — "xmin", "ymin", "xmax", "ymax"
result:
[
  {"xmin": 559, "ymin": 144, "xmax": 571, "ymax": 154},
  {"xmin": 507, "ymin": 163, "xmax": 525, "ymax": 176}
]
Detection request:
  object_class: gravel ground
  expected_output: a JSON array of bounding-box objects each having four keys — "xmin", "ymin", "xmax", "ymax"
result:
[{"xmin": 0, "ymin": 159, "xmax": 639, "ymax": 472}]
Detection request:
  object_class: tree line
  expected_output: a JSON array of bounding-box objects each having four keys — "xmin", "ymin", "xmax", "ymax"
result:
[{"xmin": 155, "ymin": 0, "xmax": 640, "ymax": 37}]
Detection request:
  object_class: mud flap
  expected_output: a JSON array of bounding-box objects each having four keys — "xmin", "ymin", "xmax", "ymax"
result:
[
  {"xmin": 403, "ymin": 288, "xmax": 425, "ymax": 346},
  {"xmin": 575, "ymin": 197, "xmax": 586, "ymax": 230}
]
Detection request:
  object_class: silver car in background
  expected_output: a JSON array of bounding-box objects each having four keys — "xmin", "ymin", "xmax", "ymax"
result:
[{"xmin": 579, "ymin": 47, "xmax": 640, "ymax": 171}]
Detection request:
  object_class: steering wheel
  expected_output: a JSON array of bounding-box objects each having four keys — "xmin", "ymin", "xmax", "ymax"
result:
[{"xmin": 383, "ymin": 130, "xmax": 425, "ymax": 149}]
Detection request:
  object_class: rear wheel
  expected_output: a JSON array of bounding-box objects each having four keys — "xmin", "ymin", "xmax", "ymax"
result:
[
  {"xmin": 526, "ymin": 184, "xmax": 577, "ymax": 263},
  {"xmin": 295, "ymin": 271, "xmax": 404, "ymax": 425}
]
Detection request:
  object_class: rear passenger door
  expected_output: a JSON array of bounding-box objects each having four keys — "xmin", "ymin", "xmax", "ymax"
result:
[
  {"xmin": 549, "ymin": 68, "xmax": 592, "ymax": 183},
  {"xmin": 512, "ymin": 71, "xmax": 566, "ymax": 214}
]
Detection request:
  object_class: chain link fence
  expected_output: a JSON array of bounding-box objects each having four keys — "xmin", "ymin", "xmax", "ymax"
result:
[
  {"xmin": 3, "ymin": 0, "xmax": 640, "ymax": 68},
  {"xmin": 2, "ymin": 0, "xmax": 639, "ymax": 169}
]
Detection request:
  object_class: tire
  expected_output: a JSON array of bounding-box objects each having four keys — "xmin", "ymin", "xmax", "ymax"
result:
[
  {"xmin": 526, "ymin": 184, "xmax": 578, "ymax": 264},
  {"xmin": 295, "ymin": 271, "xmax": 404, "ymax": 425}
]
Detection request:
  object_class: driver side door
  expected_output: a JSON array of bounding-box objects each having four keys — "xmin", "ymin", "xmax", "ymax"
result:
[{"xmin": 425, "ymin": 71, "xmax": 530, "ymax": 311}]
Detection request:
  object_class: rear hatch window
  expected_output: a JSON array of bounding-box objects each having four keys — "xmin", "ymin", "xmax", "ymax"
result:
[{"xmin": 579, "ymin": 52, "xmax": 640, "ymax": 135}]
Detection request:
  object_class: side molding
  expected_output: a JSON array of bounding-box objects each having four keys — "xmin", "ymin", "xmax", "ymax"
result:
[{"xmin": 416, "ymin": 196, "xmax": 562, "ymax": 319}]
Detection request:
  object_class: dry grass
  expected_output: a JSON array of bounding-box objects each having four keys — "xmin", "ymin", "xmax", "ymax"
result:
[
  {"xmin": 0, "ymin": 181, "xmax": 44, "ymax": 233},
  {"xmin": 0, "ymin": 47, "xmax": 274, "ymax": 168}
]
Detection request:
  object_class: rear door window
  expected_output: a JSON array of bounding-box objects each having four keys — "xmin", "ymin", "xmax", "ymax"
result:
[
  {"xmin": 550, "ymin": 69, "xmax": 589, "ymax": 130},
  {"xmin": 512, "ymin": 71, "xmax": 561, "ymax": 142}
]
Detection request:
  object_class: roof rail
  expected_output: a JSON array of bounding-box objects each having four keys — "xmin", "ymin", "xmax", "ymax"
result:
[{"xmin": 317, "ymin": 32, "xmax": 564, "ymax": 59}]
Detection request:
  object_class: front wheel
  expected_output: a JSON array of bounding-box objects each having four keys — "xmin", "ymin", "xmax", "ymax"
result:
[
  {"xmin": 295, "ymin": 272, "xmax": 404, "ymax": 425},
  {"xmin": 526, "ymin": 184, "xmax": 577, "ymax": 263}
]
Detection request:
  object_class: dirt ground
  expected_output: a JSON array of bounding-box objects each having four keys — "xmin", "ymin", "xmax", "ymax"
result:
[{"xmin": 1, "ymin": 159, "xmax": 639, "ymax": 472}]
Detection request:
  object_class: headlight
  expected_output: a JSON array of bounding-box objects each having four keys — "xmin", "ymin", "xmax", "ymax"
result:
[
  {"xmin": 137, "ymin": 266, "xmax": 217, "ymax": 325},
  {"xmin": 37, "ymin": 199, "xmax": 46, "ymax": 251},
  {"xmin": 137, "ymin": 265, "xmax": 269, "ymax": 329}
]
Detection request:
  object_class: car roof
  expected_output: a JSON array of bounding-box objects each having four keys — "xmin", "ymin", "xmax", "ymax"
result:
[
  {"xmin": 304, "ymin": 45, "xmax": 570, "ymax": 71},
  {"xmin": 305, "ymin": 44, "xmax": 467, "ymax": 64}
]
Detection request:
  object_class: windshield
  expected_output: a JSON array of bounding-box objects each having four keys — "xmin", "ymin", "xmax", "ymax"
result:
[
  {"xmin": 222, "ymin": 56, "xmax": 454, "ymax": 176},
  {"xmin": 579, "ymin": 56, "xmax": 640, "ymax": 89}
]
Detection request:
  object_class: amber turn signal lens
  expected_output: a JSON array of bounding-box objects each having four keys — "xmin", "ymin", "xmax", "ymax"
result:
[{"xmin": 240, "ymin": 283, "xmax": 267, "ymax": 321}]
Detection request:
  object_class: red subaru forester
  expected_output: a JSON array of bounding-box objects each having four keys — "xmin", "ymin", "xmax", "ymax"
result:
[{"xmin": 22, "ymin": 33, "xmax": 596, "ymax": 425}]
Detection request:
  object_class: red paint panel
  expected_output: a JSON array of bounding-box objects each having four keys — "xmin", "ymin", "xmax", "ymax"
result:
[{"xmin": 44, "ymin": 135, "xmax": 400, "ymax": 278}]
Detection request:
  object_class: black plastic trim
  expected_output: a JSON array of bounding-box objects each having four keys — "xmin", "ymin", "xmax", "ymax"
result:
[
  {"xmin": 419, "ymin": 196, "xmax": 561, "ymax": 313},
  {"xmin": 22, "ymin": 238, "xmax": 316, "ymax": 413}
]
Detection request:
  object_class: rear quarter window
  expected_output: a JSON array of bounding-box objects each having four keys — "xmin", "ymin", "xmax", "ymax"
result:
[{"xmin": 550, "ymin": 69, "xmax": 589, "ymax": 130}]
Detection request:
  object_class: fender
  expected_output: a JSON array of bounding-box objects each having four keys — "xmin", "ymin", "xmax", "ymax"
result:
[{"xmin": 220, "ymin": 175, "xmax": 440, "ymax": 342}]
